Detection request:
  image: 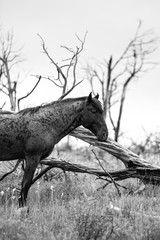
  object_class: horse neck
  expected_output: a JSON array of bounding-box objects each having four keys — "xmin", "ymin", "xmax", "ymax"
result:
[{"xmin": 45, "ymin": 99, "xmax": 84, "ymax": 139}]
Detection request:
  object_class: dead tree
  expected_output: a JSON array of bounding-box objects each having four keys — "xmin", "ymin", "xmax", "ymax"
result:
[
  {"xmin": 17, "ymin": 33, "xmax": 87, "ymax": 111},
  {"xmin": 86, "ymin": 22, "xmax": 158, "ymax": 142},
  {"xmin": 38, "ymin": 33, "xmax": 87, "ymax": 100},
  {"xmin": 0, "ymin": 30, "xmax": 23, "ymax": 111}
]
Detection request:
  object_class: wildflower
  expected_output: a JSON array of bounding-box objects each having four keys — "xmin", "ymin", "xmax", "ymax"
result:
[
  {"xmin": 0, "ymin": 191, "xmax": 4, "ymax": 196},
  {"xmin": 109, "ymin": 201, "xmax": 121, "ymax": 213},
  {"xmin": 37, "ymin": 181, "xmax": 40, "ymax": 189},
  {"xmin": 12, "ymin": 188, "xmax": 16, "ymax": 193},
  {"xmin": 11, "ymin": 195, "xmax": 16, "ymax": 200}
]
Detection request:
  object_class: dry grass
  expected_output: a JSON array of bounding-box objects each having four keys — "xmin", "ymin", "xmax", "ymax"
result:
[{"xmin": 1, "ymin": 148, "xmax": 160, "ymax": 239}]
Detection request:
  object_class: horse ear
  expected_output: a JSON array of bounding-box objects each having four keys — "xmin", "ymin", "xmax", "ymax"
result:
[
  {"xmin": 95, "ymin": 93, "xmax": 99, "ymax": 99},
  {"xmin": 87, "ymin": 92, "xmax": 92, "ymax": 104}
]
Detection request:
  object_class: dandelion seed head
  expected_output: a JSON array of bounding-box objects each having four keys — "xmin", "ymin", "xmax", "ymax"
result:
[
  {"xmin": 12, "ymin": 188, "xmax": 16, "ymax": 193},
  {"xmin": 0, "ymin": 191, "xmax": 4, "ymax": 196}
]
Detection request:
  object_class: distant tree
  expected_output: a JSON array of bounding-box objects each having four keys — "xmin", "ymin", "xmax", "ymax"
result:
[
  {"xmin": 85, "ymin": 22, "xmax": 158, "ymax": 142},
  {"xmin": 0, "ymin": 30, "xmax": 23, "ymax": 111},
  {"xmin": 130, "ymin": 128, "xmax": 160, "ymax": 155}
]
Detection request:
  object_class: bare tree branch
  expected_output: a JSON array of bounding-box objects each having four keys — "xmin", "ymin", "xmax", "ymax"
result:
[
  {"xmin": 91, "ymin": 149, "xmax": 121, "ymax": 196},
  {"xmin": 17, "ymin": 75, "xmax": 42, "ymax": 111},
  {"xmin": 37, "ymin": 32, "xmax": 87, "ymax": 99}
]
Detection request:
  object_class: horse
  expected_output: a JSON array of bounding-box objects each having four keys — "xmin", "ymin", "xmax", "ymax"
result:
[{"xmin": 0, "ymin": 93, "xmax": 108, "ymax": 207}]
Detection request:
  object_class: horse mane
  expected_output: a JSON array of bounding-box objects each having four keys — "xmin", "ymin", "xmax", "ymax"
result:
[
  {"xmin": 19, "ymin": 105, "xmax": 42, "ymax": 115},
  {"xmin": 18, "ymin": 96, "xmax": 103, "ymax": 116},
  {"xmin": 18, "ymin": 97, "xmax": 87, "ymax": 116}
]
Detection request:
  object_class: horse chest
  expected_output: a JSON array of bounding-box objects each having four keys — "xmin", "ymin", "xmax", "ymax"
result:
[{"xmin": 25, "ymin": 131, "xmax": 55, "ymax": 157}]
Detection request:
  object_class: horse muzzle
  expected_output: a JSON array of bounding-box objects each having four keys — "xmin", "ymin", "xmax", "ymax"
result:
[{"xmin": 97, "ymin": 129, "xmax": 108, "ymax": 141}]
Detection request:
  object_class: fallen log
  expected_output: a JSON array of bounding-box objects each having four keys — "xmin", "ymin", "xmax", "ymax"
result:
[
  {"xmin": 69, "ymin": 127, "xmax": 160, "ymax": 185},
  {"xmin": 39, "ymin": 159, "xmax": 160, "ymax": 185},
  {"xmin": 34, "ymin": 127, "xmax": 160, "ymax": 186},
  {"xmin": 70, "ymin": 127, "xmax": 160, "ymax": 169}
]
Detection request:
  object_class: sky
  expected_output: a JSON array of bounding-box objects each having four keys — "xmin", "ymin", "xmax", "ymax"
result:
[{"xmin": 0, "ymin": 0, "xmax": 160, "ymax": 145}]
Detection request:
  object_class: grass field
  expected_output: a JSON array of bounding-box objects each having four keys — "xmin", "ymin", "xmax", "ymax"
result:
[{"xmin": 0, "ymin": 147, "xmax": 160, "ymax": 240}]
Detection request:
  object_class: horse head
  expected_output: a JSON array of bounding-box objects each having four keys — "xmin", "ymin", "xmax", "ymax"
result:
[{"xmin": 81, "ymin": 93, "xmax": 108, "ymax": 141}]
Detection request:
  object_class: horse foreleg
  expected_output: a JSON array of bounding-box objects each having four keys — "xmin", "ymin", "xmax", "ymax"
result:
[{"xmin": 19, "ymin": 155, "xmax": 39, "ymax": 208}]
